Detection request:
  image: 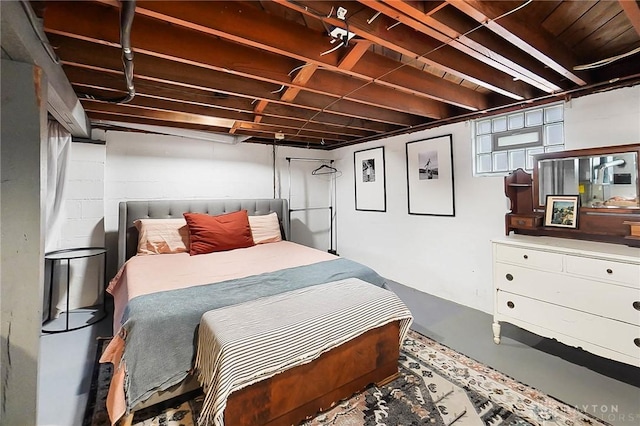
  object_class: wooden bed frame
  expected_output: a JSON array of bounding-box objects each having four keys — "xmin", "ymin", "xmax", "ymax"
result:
[
  {"xmin": 116, "ymin": 199, "xmax": 401, "ymax": 425},
  {"xmin": 224, "ymin": 321, "xmax": 400, "ymax": 426}
]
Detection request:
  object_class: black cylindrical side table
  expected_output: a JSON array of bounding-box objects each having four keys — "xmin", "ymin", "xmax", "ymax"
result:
[{"xmin": 42, "ymin": 247, "xmax": 107, "ymax": 334}]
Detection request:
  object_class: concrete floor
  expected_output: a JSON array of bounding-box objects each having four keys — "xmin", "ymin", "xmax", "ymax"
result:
[{"xmin": 37, "ymin": 283, "xmax": 640, "ymax": 426}]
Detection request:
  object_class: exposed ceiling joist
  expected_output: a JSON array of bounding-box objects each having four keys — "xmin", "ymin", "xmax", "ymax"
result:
[
  {"xmin": 618, "ymin": 0, "xmax": 640, "ymax": 38},
  {"xmin": 33, "ymin": 0, "xmax": 640, "ymax": 149},
  {"xmin": 446, "ymin": 0, "xmax": 589, "ymax": 86}
]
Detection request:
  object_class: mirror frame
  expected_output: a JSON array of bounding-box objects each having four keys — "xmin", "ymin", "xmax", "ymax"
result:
[
  {"xmin": 531, "ymin": 143, "xmax": 640, "ymax": 246},
  {"xmin": 533, "ymin": 144, "xmax": 640, "ymax": 211}
]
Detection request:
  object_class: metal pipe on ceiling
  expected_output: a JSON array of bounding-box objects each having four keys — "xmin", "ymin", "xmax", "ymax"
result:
[
  {"xmin": 117, "ymin": 0, "xmax": 136, "ymax": 104},
  {"xmin": 79, "ymin": 0, "xmax": 136, "ymax": 104}
]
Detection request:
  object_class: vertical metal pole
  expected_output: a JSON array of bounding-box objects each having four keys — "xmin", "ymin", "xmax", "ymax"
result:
[
  {"xmin": 65, "ymin": 258, "xmax": 70, "ymax": 331},
  {"xmin": 329, "ymin": 205, "xmax": 333, "ymax": 252},
  {"xmin": 272, "ymin": 144, "xmax": 277, "ymax": 199},
  {"xmin": 287, "ymin": 158, "xmax": 291, "ymax": 207},
  {"xmin": 287, "ymin": 158, "xmax": 292, "ymax": 241},
  {"xmin": 102, "ymin": 251, "xmax": 107, "ymax": 315},
  {"xmin": 47, "ymin": 258, "xmax": 54, "ymax": 323}
]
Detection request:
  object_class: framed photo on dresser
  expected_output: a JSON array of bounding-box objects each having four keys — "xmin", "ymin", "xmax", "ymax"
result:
[{"xmin": 544, "ymin": 195, "xmax": 579, "ymax": 228}]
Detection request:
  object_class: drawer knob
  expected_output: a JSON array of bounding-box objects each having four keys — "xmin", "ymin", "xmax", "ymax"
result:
[
  {"xmin": 633, "ymin": 301, "xmax": 640, "ymax": 311},
  {"xmin": 523, "ymin": 254, "xmax": 528, "ymax": 260},
  {"xmin": 635, "ymin": 338, "xmax": 640, "ymax": 348},
  {"xmin": 606, "ymin": 268, "xmax": 613, "ymax": 274},
  {"xmin": 517, "ymin": 220, "xmax": 525, "ymax": 225},
  {"xmin": 507, "ymin": 301, "xmax": 515, "ymax": 309},
  {"xmin": 505, "ymin": 273, "xmax": 514, "ymax": 281}
]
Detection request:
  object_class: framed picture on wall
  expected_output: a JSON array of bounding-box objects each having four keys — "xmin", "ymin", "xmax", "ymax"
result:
[
  {"xmin": 544, "ymin": 195, "xmax": 579, "ymax": 228},
  {"xmin": 354, "ymin": 146, "xmax": 386, "ymax": 212},
  {"xmin": 406, "ymin": 134, "xmax": 455, "ymax": 216}
]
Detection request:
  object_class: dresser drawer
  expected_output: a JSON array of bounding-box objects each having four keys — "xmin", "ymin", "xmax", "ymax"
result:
[
  {"xmin": 565, "ymin": 255, "xmax": 640, "ymax": 288},
  {"xmin": 508, "ymin": 214, "xmax": 542, "ymax": 230},
  {"xmin": 494, "ymin": 263, "xmax": 640, "ymax": 326},
  {"xmin": 496, "ymin": 291, "xmax": 640, "ymax": 359},
  {"xmin": 494, "ymin": 244, "xmax": 563, "ymax": 272}
]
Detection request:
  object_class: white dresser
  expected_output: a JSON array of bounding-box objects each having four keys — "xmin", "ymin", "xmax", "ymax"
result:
[{"xmin": 492, "ymin": 235, "xmax": 640, "ymax": 367}]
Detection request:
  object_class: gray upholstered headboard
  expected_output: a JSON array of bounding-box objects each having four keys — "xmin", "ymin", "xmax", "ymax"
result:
[{"xmin": 118, "ymin": 198, "xmax": 290, "ymax": 268}]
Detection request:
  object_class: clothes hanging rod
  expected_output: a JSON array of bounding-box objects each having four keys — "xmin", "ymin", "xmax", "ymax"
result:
[
  {"xmin": 290, "ymin": 207, "xmax": 332, "ymax": 212},
  {"xmin": 286, "ymin": 157, "xmax": 334, "ymax": 162}
]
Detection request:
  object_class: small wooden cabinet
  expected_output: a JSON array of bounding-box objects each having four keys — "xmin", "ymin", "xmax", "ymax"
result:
[
  {"xmin": 504, "ymin": 168, "xmax": 543, "ymax": 235},
  {"xmin": 492, "ymin": 236, "xmax": 640, "ymax": 367}
]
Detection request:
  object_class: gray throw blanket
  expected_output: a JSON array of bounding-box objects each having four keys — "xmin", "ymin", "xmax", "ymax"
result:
[{"xmin": 120, "ymin": 257, "xmax": 387, "ymax": 409}]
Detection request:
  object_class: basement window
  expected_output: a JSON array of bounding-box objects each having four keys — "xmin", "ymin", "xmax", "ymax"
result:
[{"xmin": 473, "ymin": 103, "xmax": 564, "ymax": 176}]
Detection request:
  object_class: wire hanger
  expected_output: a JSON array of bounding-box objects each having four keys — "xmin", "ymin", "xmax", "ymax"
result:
[{"xmin": 312, "ymin": 164, "xmax": 338, "ymax": 175}]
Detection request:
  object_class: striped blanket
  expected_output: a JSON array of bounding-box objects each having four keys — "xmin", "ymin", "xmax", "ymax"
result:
[
  {"xmin": 119, "ymin": 257, "xmax": 388, "ymax": 411},
  {"xmin": 195, "ymin": 278, "xmax": 413, "ymax": 426}
]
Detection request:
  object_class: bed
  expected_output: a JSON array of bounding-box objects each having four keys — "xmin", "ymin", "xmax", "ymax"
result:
[{"xmin": 102, "ymin": 198, "xmax": 412, "ymax": 426}]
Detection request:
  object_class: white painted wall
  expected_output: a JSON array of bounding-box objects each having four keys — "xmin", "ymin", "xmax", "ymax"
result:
[
  {"xmin": 48, "ymin": 142, "xmax": 107, "ymax": 316},
  {"xmin": 564, "ymin": 86, "xmax": 640, "ymax": 150},
  {"xmin": 60, "ymin": 86, "xmax": 640, "ymax": 313},
  {"xmin": 333, "ymin": 86, "xmax": 640, "ymax": 314},
  {"xmin": 103, "ymin": 131, "xmax": 333, "ymax": 277}
]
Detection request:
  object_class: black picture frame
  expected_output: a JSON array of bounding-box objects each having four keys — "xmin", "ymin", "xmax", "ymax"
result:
[
  {"xmin": 354, "ymin": 146, "xmax": 386, "ymax": 212},
  {"xmin": 406, "ymin": 134, "xmax": 455, "ymax": 216}
]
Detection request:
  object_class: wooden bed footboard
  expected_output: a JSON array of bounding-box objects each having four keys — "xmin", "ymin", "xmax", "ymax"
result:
[
  {"xmin": 118, "ymin": 322, "xmax": 400, "ymax": 426},
  {"xmin": 224, "ymin": 320, "xmax": 400, "ymax": 426}
]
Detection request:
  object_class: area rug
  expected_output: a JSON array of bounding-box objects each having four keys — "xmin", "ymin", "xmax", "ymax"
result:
[{"xmin": 84, "ymin": 330, "xmax": 609, "ymax": 426}]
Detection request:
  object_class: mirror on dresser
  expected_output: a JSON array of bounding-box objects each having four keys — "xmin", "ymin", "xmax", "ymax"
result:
[
  {"xmin": 535, "ymin": 150, "xmax": 639, "ymax": 209},
  {"xmin": 516, "ymin": 144, "xmax": 640, "ymax": 246}
]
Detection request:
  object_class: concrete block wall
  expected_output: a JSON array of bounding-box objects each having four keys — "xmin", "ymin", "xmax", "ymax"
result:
[{"xmin": 51, "ymin": 142, "xmax": 106, "ymax": 315}]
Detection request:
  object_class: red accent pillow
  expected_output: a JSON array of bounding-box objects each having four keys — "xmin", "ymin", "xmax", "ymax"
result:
[{"xmin": 183, "ymin": 210, "xmax": 255, "ymax": 255}]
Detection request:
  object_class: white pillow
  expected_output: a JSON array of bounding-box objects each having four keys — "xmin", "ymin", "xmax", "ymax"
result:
[
  {"xmin": 248, "ymin": 212, "xmax": 282, "ymax": 244},
  {"xmin": 134, "ymin": 218, "xmax": 189, "ymax": 255}
]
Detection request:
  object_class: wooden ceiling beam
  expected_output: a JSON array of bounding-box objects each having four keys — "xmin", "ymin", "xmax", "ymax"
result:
[
  {"xmin": 92, "ymin": 0, "xmax": 487, "ymax": 111},
  {"xmin": 276, "ymin": 0, "xmax": 534, "ymax": 100},
  {"xmin": 75, "ymin": 85, "xmax": 255, "ymax": 123},
  {"xmin": 80, "ymin": 99, "xmax": 236, "ymax": 128},
  {"xmin": 260, "ymin": 102, "xmax": 402, "ymax": 134},
  {"xmin": 67, "ymin": 67, "xmax": 390, "ymax": 137},
  {"xmin": 252, "ymin": 99, "xmax": 270, "ymax": 124},
  {"xmin": 82, "ymin": 98, "xmax": 346, "ymax": 141},
  {"xmin": 87, "ymin": 111, "xmax": 334, "ymax": 147},
  {"xmin": 446, "ymin": 0, "xmax": 589, "ymax": 86},
  {"xmin": 280, "ymin": 63, "xmax": 319, "ymax": 103},
  {"xmin": 63, "ymin": 60, "xmax": 400, "ymax": 136},
  {"xmin": 43, "ymin": 1, "xmax": 446, "ymax": 119},
  {"xmin": 374, "ymin": 0, "xmax": 567, "ymax": 93},
  {"xmin": 233, "ymin": 127, "xmax": 344, "ymax": 145},
  {"xmin": 257, "ymin": 116, "xmax": 375, "ymax": 138},
  {"xmin": 232, "ymin": 120, "xmax": 359, "ymax": 139},
  {"xmin": 88, "ymin": 112, "xmax": 224, "ymax": 133},
  {"xmin": 618, "ymin": 0, "xmax": 640, "ymax": 38},
  {"xmin": 65, "ymin": 67, "xmax": 256, "ymax": 112},
  {"xmin": 48, "ymin": 34, "xmax": 420, "ymax": 128},
  {"xmin": 337, "ymin": 39, "xmax": 372, "ymax": 70},
  {"xmin": 77, "ymin": 87, "xmax": 371, "ymax": 138}
]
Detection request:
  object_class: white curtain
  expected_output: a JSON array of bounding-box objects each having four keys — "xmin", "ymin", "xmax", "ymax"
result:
[{"xmin": 43, "ymin": 120, "xmax": 71, "ymax": 321}]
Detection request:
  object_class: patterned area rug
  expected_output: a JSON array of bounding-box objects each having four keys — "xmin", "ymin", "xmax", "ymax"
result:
[{"xmin": 84, "ymin": 330, "xmax": 609, "ymax": 426}]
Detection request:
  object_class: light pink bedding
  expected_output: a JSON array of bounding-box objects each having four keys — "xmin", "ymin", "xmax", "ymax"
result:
[
  {"xmin": 108, "ymin": 240, "xmax": 337, "ymax": 330},
  {"xmin": 103, "ymin": 241, "xmax": 337, "ymax": 424}
]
